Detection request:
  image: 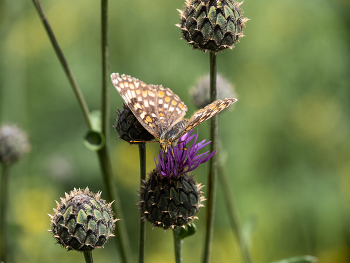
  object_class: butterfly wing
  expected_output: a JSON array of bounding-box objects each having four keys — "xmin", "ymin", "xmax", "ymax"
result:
[
  {"xmin": 172, "ymin": 98, "xmax": 237, "ymax": 140},
  {"xmin": 111, "ymin": 73, "xmax": 188, "ymax": 138}
]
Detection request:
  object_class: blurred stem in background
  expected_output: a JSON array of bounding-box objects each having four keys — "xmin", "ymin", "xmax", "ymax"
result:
[
  {"xmin": 0, "ymin": 164, "xmax": 9, "ymax": 262},
  {"xmin": 99, "ymin": 0, "xmax": 132, "ymax": 262},
  {"xmin": 202, "ymin": 52, "xmax": 218, "ymax": 263},
  {"xmin": 83, "ymin": 251, "xmax": 94, "ymax": 263},
  {"xmin": 173, "ymin": 227, "xmax": 183, "ymax": 263},
  {"xmin": 138, "ymin": 143, "xmax": 146, "ymax": 263},
  {"xmin": 31, "ymin": 1, "xmax": 132, "ymax": 262},
  {"xmin": 218, "ymin": 139, "xmax": 253, "ymax": 263}
]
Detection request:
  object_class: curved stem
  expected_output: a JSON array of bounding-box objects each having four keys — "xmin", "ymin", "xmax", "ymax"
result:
[
  {"xmin": 0, "ymin": 164, "xmax": 9, "ymax": 262},
  {"xmin": 83, "ymin": 251, "xmax": 94, "ymax": 263},
  {"xmin": 202, "ymin": 52, "xmax": 217, "ymax": 263},
  {"xmin": 138, "ymin": 143, "xmax": 146, "ymax": 263},
  {"xmin": 173, "ymin": 227, "xmax": 183, "ymax": 263},
  {"xmin": 217, "ymin": 148, "xmax": 253, "ymax": 263},
  {"xmin": 31, "ymin": 1, "xmax": 132, "ymax": 262},
  {"xmin": 31, "ymin": 0, "xmax": 93, "ymax": 130}
]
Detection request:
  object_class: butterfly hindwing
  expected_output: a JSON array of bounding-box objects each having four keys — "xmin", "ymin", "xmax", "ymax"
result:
[
  {"xmin": 155, "ymin": 86, "xmax": 188, "ymax": 136},
  {"xmin": 173, "ymin": 98, "xmax": 237, "ymax": 139}
]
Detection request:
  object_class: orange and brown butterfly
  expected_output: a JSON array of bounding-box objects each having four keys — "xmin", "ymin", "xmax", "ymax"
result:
[{"xmin": 111, "ymin": 73, "xmax": 237, "ymax": 152}]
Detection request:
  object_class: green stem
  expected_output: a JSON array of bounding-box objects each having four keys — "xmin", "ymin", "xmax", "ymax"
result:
[
  {"xmin": 31, "ymin": 1, "xmax": 132, "ymax": 262},
  {"xmin": 173, "ymin": 227, "xmax": 183, "ymax": 263},
  {"xmin": 31, "ymin": 0, "xmax": 93, "ymax": 130},
  {"xmin": 202, "ymin": 52, "xmax": 217, "ymax": 263},
  {"xmin": 98, "ymin": 1, "xmax": 132, "ymax": 262},
  {"xmin": 83, "ymin": 251, "xmax": 94, "ymax": 263},
  {"xmin": 0, "ymin": 164, "xmax": 9, "ymax": 263},
  {"xmin": 138, "ymin": 143, "xmax": 146, "ymax": 263},
  {"xmin": 217, "ymin": 149, "xmax": 253, "ymax": 263}
]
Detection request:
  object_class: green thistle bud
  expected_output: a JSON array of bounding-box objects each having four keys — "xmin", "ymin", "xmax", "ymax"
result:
[
  {"xmin": 139, "ymin": 169, "xmax": 205, "ymax": 230},
  {"xmin": 49, "ymin": 187, "xmax": 117, "ymax": 252},
  {"xmin": 0, "ymin": 125, "xmax": 30, "ymax": 166},
  {"xmin": 190, "ymin": 74, "xmax": 236, "ymax": 109},
  {"xmin": 114, "ymin": 103, "xmax": 155, "ymax": 143},
  {"xmin": 177, "ymin": 0, "xmax": 249, "ymax": 53}
]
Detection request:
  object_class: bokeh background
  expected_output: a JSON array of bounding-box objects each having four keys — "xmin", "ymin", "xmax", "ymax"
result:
[{"xmin": 1, "ymin": 0, "xmax": 350, "ymax": 262}]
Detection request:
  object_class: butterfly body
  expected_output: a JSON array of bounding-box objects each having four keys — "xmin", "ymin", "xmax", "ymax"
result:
[{"xmin": 111, "ymin": 73, "xmax": 237, "ymax": 152}]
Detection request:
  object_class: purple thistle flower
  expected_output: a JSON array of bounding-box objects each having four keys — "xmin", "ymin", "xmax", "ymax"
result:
[{"xmin": 155, "ymin": 129, "xmax": 216, "ymax": 177}]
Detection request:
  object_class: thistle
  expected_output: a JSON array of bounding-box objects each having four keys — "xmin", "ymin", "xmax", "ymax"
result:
[
  {"xmin": 0, "ymin": 125, "xmax": 31, "ymax": 166},
  {"xmin": 49, "ymin": 187, "xmax": 117, "ymax": 252},
  {"xmin": 0, "ymin": 124, "xmax": 30, "ymax": 262},
  {"xmin": 177, "ymin": 0, "xmax": 249, "ymax": 53},
  {"xmin": 190, "ymin": 74, "xmax": 236, "ymax": 109},
  {"xmin": 114, "ymin": 103, "xmax": 155, "ymax": 143},
  {"xmin": 139, "ymin": 130, "xmax": 214, "ymax": 229}
]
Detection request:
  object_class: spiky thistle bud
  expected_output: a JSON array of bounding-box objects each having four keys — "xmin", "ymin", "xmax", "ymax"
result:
[
  {"xmin": 114, "ymin": 103, "xmax": 155, "ymax": 143},
  {"xmin": 0, "ymin": 125, "xmax": 30, "ymax": 166},
  {"xmin": 49, "ymin": 187, "xmax": 117, "ymax": 252},
  {"xmin": 140, "ymin": 169, "xmax": 204, "ymax": 230},
  {"xmin": 190, "ymin": 74, "xmax": 236, "ymax": 109},
  {"xmin": 177, "ymin": 0, "xmax": 249, "ymax": 53},
  {"xmin": 139, "ymin": 130, "xmax": 212, "ymax": 229}
]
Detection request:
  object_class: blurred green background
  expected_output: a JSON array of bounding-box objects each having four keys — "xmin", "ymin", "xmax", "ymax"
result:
[{"xmin": 1, "ymin": 0, "xmax": 350, "ymax": 262}]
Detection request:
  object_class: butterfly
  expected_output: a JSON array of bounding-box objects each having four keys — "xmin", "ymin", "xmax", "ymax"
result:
[{"xmin": 111, "ymin": 73, "xmax": 237, "ymax": 152}]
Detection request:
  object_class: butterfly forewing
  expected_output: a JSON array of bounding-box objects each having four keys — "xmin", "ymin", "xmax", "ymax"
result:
[
  {"xmin": 111, "ymin": 73, "xmax": 188, "ymax": 139},
  {"xmin": 172, "ymin": 98, "xmax": 237, "ymax": 139},
  {"xmin": 111, "ymin": 73, "xmax": 159, "ymax": 137}
]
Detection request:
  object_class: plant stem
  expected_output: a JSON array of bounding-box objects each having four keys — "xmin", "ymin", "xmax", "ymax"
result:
[
  {"xmin": 31, "ymin": 0, "xmax": 93, "ymax": 130},
  {"xmin": 0, "ymin": 164, "xmax": 9, "ymax": 262},
  {"xmin": 202, "ymin": 52, "xmax": 217, "ymax": 263},
  {"xmin": 138, "ymin": 143, "xmax": 146, "ymax": 263},
  {"xmin": 32, "ymin": 1, "xmax": 132, "ymax": 262},
  {"xmin": 217, "ymin": 149, "xmax": 253, "ymax": 263},
  {"xmin": 173, "ymin": 227, "xmax": 183, "ymax": 263},
  {"xmin": 83, "ymin": 251, "xmax": 94, "ymax": 263},
  {"xmin": 98, "ymin": 1, "xmax": 132, "ymax": 262}
]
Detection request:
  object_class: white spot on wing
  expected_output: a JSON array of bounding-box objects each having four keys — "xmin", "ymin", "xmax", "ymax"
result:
[
  {"xmin": 169, "ymin": 106, "xmax": 174, "ymax": 112},
  {"xmin": 158, "ymin": 99, "xmax": 163, "ymax": 104},
  {"xmin": 140, "ymin": 111, "xmax": 146, "ymax": 119},
  {"xmin": 149, "ymin": 101, "xmax": 155, "ymax": 106},
  {"xmin": 144, "ymin": 100, "xmax": 149, "ymax": 107},
  {"xmin": 127, "ymin": 90, "xmax": 132, "ymax": 99}
]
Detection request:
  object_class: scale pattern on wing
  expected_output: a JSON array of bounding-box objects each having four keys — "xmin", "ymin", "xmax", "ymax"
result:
[
  {"xmin": 111, "ymin": 73, "xmax": 160, "ymax": 138},
  {"xmin": 152, "ymin": 85, "xmax": 188, "ymax": 136},
  {"xmin": 173, "ymin": 98, "xmax": 237, "ymax": 139}
]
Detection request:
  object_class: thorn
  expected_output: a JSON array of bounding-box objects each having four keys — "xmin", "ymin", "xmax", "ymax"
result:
[
  {"xmin": 48, "ymin": 214, "xmax": 54, "ymax": 219},
  {"xmin": 242, "ymin": 18, "xmax": 250, "ymax": 23}
]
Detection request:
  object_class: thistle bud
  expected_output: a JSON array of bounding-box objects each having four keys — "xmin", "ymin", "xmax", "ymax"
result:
[
  {"xmin": 0, "ymin": 125, "xmax": 30, "ymax": 165},
  {"xmin": 114, "ymin": 103, "xmax": 154, "ymax": 143},
  {"xmin": 177, "ymin": 0, "xmax": 249, "ymax": 53},
  {"xmin": 190, "ymin": 74, "xmax": 236, "ymax": 109},
  {"xmin": 139, "ymin": 168, "xmax": 204, "ymax": 229},
  {"xmin": 49, "ymin": 187, "xmax": 117, "ymax": 252}
]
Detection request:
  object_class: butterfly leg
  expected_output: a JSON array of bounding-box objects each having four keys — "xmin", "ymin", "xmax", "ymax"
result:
[
  {"xmin": 130, "ymin": 140, "xmax": 160, "ymax": 144},
  {"xmin": 176, "ymin": 140, "xmax": 187, "ymax": 151}
]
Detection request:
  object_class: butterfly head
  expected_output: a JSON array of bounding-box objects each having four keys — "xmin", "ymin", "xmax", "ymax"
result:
[{"xmin": 160, "ymin": 140, "xmax": 172, "ymax": 153}]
